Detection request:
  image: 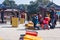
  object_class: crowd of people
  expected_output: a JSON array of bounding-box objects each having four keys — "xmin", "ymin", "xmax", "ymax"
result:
[
  {"xmin": 9, "ymin": 7, "xmax": 58, "ymax": 30},
  {"xmin": 30, "ymin": 7, "xmax": 58, "ymax": 30}
]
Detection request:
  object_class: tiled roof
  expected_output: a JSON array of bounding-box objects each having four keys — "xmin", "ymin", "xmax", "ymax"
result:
[{"xmin": 46, "ymin": 2, "xmax": 60, "ymax": 10}]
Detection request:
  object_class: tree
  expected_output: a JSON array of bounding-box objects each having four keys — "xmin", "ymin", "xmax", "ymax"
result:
[
  {"xmin": 18, "ymin": 4, "xmax": 25, "ymax": 12},
  {"xmin": 3, "ymin": 0, "xmax": 17, "ymax": 9},
  {"xmin": 27, "ymin": 0, "xmax": 50, "ymax": 14},
  {"xmin": 27, "ymin": 0, "xmax": 50, "ymax": 19},
  {"xmin": 3, "ymin": 0, "xmax": 10, "ymax": 6},
  {"xmin": 27, "ymin": 1, "xmax": 38, "ymax": 15},
  {"xmin": 36, "ymin": 0, "xmax": 50, "ymax": 8}
]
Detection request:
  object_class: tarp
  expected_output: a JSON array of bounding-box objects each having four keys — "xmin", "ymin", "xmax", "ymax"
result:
[{"xmin": 0, "ymin": 4, "xmax": 6, "ymax": 10}]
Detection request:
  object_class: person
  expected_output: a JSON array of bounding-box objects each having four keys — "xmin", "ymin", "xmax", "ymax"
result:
[
  {"xmin": 32, "ymin": 14, "xmax": 38, "ymax": 29},
  {"xmin": 10, "ymin": 12, "xmax": 15, "ymax": 25},
  {"xmin": 43, "ymin": 17, "xmax": 50, "ymax": 30},
  {"xmin": 38, "ymin": 14, "xmax": 43, "ymax": 29},
  {"xmin": 16, "ymin": 12, "xmax": 19, "ymax": 18},
  {"xmin": 46, "ymin": 11, "xmax": 51, "ymax": 27},
  {"xmin": 1, "ymin": 10, "xmax": 4, "ymax": 23},
  {"xmin": 50, "ymin": 7, "xmax": 56, "ymax": 29},
  {"xmin": 38, "ymin": 14, "xmax": 43, "ymax": 24},
  {"xmin": 20, "ymin": 12, "xmax": 25, "ymax": 24},
  {"xmin": 54, "ymin": 13, "xmax": 58, "ymax": 25}
]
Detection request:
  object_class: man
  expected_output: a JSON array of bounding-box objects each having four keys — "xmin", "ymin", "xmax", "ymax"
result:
[
  {"xmin": 50, "ymin": 7, "xmax": 56, "ymax": 29},
  {"xmin": 1, "ymin": 10, "xmax": 4, "ymax": 23},
  {"xmin": 32, "ymin": 14, "xmax": 39, "ymax": 29}
]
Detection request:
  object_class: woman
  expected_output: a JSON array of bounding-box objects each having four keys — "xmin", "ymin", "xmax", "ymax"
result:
[{"xmin": 50, "ymin": 7, "xmax": 56, "ymax": 29}]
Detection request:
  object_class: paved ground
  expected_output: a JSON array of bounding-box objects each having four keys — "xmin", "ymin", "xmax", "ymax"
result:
[{"xmin": 0, "ymin": 21, "xmax": 60, "ymax": 40}]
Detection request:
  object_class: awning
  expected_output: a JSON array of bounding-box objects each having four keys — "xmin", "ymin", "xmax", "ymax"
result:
[
  {"xmin": 5, "ymin": 9, "xmax": 18, "ymax": 12},
  {"xmin": 0, "ymin": 4, "xmax": 6, "ymax": 10}
]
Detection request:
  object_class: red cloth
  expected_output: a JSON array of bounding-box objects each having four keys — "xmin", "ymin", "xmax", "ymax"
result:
[
  {"xmin": 26, "ymin": 31, "xmax": 38, "ymax": 36},
  {"xmin": 43, "ymin": 20, "xmax": 48, "ymax": 24},
  {"xmin": 45, "ymin": 17, "xmax": 50, "ymax": 22}
]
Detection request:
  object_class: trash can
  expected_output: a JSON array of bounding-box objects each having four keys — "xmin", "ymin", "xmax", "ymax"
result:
[{"xmin": 12, "ymin": 17, "xmax": 18, "ymax": 27}]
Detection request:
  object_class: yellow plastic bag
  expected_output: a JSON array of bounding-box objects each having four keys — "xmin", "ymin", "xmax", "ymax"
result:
[
  {"xmin": 24, "ymin": 35, "xmax": 43, "ymax": 40},
  {"xmin": 12, "ymin": 17, "xmax": 18, "ymax": 27},
  {"xmin": 35, "ymin": 36, "xmax": 43, "ymax": 40},
  {"xmin": 27, "ymin": 24, "xmax": 34, "ymax": 27},
  {"xmin": 24, "ymin": 38, "xmax": 32, "ymax": 40},
  {"xmin": 0, "ymin": 37, "xmax": 3, "ymax": 40},
  {"xmin": 20, "ymin": 18, "xmax": 25, "ymax": 24}
]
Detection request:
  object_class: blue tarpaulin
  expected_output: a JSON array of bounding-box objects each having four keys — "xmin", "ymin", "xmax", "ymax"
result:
[
  {"xmin": 0, "ymin": 4, "xmax": 6, "ymax": 10},
  {"xmin": 56, "ymin": 11, "xmax": 60, "ymax": 15}
]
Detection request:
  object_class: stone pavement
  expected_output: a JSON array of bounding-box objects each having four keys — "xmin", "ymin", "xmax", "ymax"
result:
[
  {"xmin": 0, "ymin": 21, "xmax": 60, "ymax": 40},
  {"xmin": 0, "ymin": 28, "xmax": 60, "ymax": 40},
  {"xmin": 38, "ymin": 29, "xmax": 60, "ymax": 40}
]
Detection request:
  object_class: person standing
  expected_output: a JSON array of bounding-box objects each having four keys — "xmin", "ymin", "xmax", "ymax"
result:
[
  {"xmin": 1, "ymin": 10, "xmax": 4, "ymax": 23},
  {"xmin": 50, "ymin": 7, "xmax": 56, "ymax": 29},
  {"xmin": 20, "ymin": 12, "xmax": 25, "ymax": 24},
  {"xmin": 10, "ymin": 12, "xmax": 15, "ymax": 25}
]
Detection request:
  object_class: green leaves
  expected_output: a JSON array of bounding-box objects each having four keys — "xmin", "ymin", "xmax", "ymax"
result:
[{"xmin": 3, "ymin": 0, "xmax": 17, "ymax": 9}]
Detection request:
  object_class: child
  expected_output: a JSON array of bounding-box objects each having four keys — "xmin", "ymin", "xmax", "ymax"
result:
[{"xmin": 43, "ymin": 17, "xmax": 50, "ymax": 30}]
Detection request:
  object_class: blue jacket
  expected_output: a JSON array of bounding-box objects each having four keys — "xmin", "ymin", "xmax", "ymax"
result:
[{"xmin": 32, "ymin": 16, "xmax": 38, "ymax": 24}]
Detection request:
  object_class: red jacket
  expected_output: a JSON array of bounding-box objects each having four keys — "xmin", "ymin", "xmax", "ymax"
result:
[
  {"xmin": 45, "ymin": 17, "xmax": 50, "ymax": 22},
  {"xmin": 43, "ymin": 20, "xmax": 48, "ymax": 24}
]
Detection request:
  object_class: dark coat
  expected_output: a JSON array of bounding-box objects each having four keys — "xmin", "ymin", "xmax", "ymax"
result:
[{"xmin": 50, "ymin": 10, "xmax": 55, "ymax": 19}]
